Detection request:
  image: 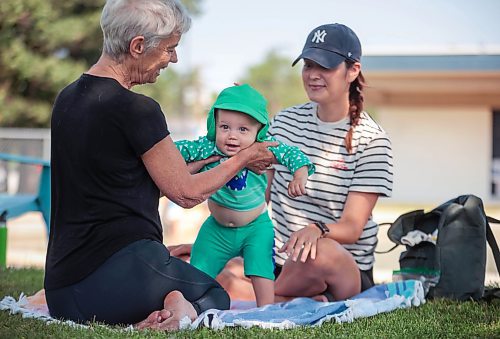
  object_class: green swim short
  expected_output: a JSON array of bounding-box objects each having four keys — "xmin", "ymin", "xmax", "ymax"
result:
[{"xmin": 190, "ymin": 211, "xmax": 275, "ymax": 280}]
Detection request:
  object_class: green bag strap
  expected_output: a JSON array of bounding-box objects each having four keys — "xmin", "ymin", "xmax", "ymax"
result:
[{"xmin": 486, "ymin": 216, "xmax": 500, "ymax": 276}]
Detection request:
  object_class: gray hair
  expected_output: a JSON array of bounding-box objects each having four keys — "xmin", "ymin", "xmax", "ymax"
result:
[{"xmin": 100, "ymin": 0, "xmax": 191, "ymax": 60}]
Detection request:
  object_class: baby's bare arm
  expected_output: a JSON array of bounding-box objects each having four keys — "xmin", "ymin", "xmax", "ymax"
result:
[{"xmin": 288, "ymin": 166, "xmax": 309, "ymax": 198}]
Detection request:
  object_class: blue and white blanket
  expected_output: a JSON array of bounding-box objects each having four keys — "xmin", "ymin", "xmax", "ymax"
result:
[
  {"xmin": 0, "ymin": 280, "xmax": 424, "ymax": 330},
  {"xmin": 192, "ymin": 279, "xmax": 425, "ymax": 329}
]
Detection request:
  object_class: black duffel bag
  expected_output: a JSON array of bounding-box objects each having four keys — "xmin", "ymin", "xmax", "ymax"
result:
[{"xmin": 380, "ymin": 194, "xmax": 500, "ymax": 301}]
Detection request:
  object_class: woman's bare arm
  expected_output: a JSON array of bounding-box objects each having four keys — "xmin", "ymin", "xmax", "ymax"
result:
[
  {"xmin": 142, "ymin": 136, "xmax": 277, "ymax": 208},
  {"xmin": 280, "ymin": 191, "xmax": 379, "ymax": 263},
  {"xmin": 186, "ymin": 155, "xmax": 222, "ymax": 174},
  {"xmin": 327, "ymin": 191, "xmax": 379, "ymax": 243},
  {"xmin": 265, "ymin": 169, "xmax": 275, "ymax": 203}
]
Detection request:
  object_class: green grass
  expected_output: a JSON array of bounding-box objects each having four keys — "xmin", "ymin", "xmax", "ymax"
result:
[{"xmin": 1, "ymin": 268, "xmax": 499, "ymax": 338}]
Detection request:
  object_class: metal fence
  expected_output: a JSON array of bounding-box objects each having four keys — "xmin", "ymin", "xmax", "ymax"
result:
[
  {"xmin": 0, "ymin": 121, "xmax": 202, "ymax": 195},
  {"xmin": 0, "ymin": 128, "xmax": 50, "ymax": 194}
]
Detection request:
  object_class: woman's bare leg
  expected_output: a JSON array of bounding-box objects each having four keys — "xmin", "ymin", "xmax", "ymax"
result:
[
  {"xmin": 275, "ymin": 238, "xmax": 361, "ymax": 301},
  {"xmin": 250, "ymin": 276, "xmax": 274, "ymax": 306},
  {"xmin": 216, "ymin": 257, "xmax": 256, "ymax": 301},
  {"xmin": 169, "ymin": 248, "xmax": 257, "ymax": 302}
]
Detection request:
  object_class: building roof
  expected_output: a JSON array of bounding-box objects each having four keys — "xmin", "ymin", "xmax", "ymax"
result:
[
  {"xmin": 361, "ymin": 54, "xmax": 500, "ymax": 106},
  {"xmin": 363, "ymin": 55, "xmax": 500, "ymax": 72}
]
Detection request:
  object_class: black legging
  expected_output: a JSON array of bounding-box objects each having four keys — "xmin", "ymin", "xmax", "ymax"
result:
[{"xmin": 45, "ymin": 239, "xmax": 229, "ymax": 325}]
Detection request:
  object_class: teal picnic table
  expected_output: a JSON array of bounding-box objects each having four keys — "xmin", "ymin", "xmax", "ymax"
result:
[{"xmin": 0, "ymin": 153, "xmax": 50, "ymax": 268}]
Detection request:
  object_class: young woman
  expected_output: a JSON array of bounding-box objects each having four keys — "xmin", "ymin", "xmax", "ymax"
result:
[{"xmin": 268, "ymin": 23, "xmax": 393, "ymax": 301}]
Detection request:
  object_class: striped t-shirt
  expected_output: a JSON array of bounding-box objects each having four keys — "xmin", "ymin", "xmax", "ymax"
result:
[{"xmin": 268, "ymin": 102, "xmax": 393, "ymax": 270}]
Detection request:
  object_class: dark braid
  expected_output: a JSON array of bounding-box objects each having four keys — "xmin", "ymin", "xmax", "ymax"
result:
[{"xmin": 345, "ymin": 61, "xmax": 366, "ymax": 153}]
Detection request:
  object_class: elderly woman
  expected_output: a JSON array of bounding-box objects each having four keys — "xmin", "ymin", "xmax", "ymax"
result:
[{"xmin": 44, "ymin": 0, "xmax": 275, "ymax": 330}]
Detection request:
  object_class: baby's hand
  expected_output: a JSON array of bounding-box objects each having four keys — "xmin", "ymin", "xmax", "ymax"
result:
[{"xmin": 288, "ymin": 166, "xmax": 308, "ymax": 198}]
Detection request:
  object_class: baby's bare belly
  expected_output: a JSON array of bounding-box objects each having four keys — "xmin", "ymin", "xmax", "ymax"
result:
[{"xmin": 208, "ymin": 200, "xmax": 266, "ymax": 227}]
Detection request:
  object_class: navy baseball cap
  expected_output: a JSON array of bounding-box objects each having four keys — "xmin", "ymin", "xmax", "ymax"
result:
[{"xmin": 292, "ymin": 23, "xmax": 362, "ymax": 69}]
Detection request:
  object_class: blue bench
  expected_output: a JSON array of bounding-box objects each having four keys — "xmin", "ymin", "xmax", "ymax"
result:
[{"xmin": 0, "ymin": 153, "xmax": 50, "ymax": 267}]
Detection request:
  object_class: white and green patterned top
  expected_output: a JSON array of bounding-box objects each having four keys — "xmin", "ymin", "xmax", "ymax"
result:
[{"xmin": 175, "ymin": 136, "xmax": 315, "ymax": 211}]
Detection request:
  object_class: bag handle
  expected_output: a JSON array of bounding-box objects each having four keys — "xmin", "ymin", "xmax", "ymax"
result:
[
  {"xmin": 375, "ymin": 243, "xmax": 399, "ymax": 254},
  {"xmin": 486, "ymin": 216, "xmax": 500, "ymax": 276},
  {"xmin": 375, "ymin": 213, "xmax": 500, "ymax": 256},
  {"xmin": 375, "ymin": 222, "xmax": 400, "ymax": 254}
]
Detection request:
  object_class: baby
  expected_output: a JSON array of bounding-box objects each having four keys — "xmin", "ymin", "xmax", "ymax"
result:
[{"xmin": 175, "ymin": 84, "xmax": 315, "ymax": 306}]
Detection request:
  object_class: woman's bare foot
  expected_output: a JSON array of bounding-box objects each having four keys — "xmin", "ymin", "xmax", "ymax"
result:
[
  {"xmin": 160, "ymin": 290, "xmax": 197, "ymax": 330},
  {"xmin": 135, "ymin": 309, "xmax": 172, "ymax": 330},
  {"xmin": 134, "ymin": 291, "xmax": 197, "ymax": 331},
  {"xmin": 26, "ymin": 289, "xmax": 46, "ymax": 305},
  {"xmin": 26, "ymin": 289, "xmax": 48, "ymax": 312}
]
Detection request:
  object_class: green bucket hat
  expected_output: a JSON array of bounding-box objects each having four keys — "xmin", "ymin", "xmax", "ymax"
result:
[{"xmin": 206, "ymin": 84, "xmax": 269, "ymax": 142}]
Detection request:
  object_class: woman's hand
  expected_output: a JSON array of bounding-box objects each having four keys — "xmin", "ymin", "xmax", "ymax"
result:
[
  {"xmin": 278, "ymin": 224, "xmax": 323, "ymax": 262},
  {"xmin": 242, "ymin": 141, "xmax": 278, "ymax": 174},
  {"xmin": 186, "ymin": 155, "xmax": 222, "ymax": 174}
]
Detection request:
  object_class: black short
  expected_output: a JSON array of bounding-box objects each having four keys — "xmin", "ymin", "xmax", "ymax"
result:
[
  {"xmin": 46, "ymin": 239, "xmax": 229, "ymax": 325},
  {"xmin": 360, "ymin": 268, "xmax": 375, "ymax": 291},
  {"xmin": 274, "ymin": 265, "xmax": 375, "ymax": 295}
]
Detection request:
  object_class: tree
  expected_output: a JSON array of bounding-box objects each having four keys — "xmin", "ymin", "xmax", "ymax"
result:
[
  {"xmin": 0, "ymin": 0, "xmax": 203, "ymax": 127},
  {"xmin": 238, "ymin": 50, "xmax": 307, "ymax": 117},
  {"xmin": 133, "ymin": 66, "xmax": 205, "ymax": 118}
]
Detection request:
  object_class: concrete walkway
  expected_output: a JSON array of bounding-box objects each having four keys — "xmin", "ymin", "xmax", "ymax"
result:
[{"xmin": 5, "ymin": 203, "xmax": 500, "ymax": 284}]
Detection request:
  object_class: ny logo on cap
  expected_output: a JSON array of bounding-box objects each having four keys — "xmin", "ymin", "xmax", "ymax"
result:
[{"xmin": 311, "ymin": 29, "xmax": 327, "ymax": 44}]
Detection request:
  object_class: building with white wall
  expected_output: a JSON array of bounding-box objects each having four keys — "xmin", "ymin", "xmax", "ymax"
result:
[{"xmin": 363, "ymin": 54, "xmax": 500, "ymax": 205}]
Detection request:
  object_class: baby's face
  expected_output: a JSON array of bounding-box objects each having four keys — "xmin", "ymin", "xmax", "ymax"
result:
[{"xmin": 215, "ymin": 109, "xmax": 261, "ymax": 156}]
